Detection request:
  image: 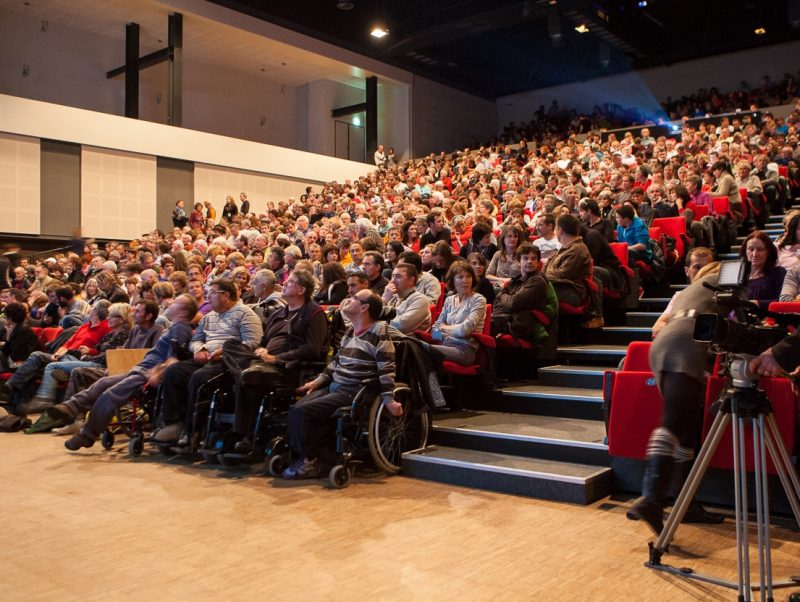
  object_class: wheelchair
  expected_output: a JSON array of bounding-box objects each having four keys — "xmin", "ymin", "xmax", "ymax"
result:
[
  {"xmin": 99, "ymin": 383, "xmax": 160, "ymax": 457},
  {"xmin": 266, "ymin": 381, "xmax": 431, "ymax": 488}
]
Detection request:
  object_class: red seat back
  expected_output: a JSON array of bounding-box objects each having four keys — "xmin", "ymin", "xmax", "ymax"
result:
[
  {"xmin": 610, "ymin": 242, "xmax": 629, "ymax": 266},
  {"xmin": 713, "ymin": 196, "xmax": 730, "ymax": 216},
  {"xmin": 607, "ymin": 372, "xmax": 663, "ymax": 459},
  {"xmin": 779, "ymin": 165, "xmax": 789, "ymax": 179},
  {"xmin": 691, "ymin": 204, "xmax": 710, "ymax": 220},
  {"xmin": 622, "ymin": 341, "xmax": 652, "ymax": 371}
]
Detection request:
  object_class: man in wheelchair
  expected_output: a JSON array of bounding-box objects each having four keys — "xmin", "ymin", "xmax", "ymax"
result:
[
  {"xmin": 221, "ymin": 269, "xmax": 329, "ymax": 455},
  {"xmin": 282, "ymin": 290, "xmax": 402, "ymax": 479}
]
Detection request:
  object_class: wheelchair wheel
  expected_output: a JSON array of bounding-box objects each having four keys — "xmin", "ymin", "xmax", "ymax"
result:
[
  {"xmin": 329, "ymin": 464, "xmax": 351, "ymax": 489},
  {"xmin": 128, "ymin": 434, "xmax": 144, "ymax": 457},
  {"xmin": 268, "ymin": 453, "xmax": 288, "ymax": 477},
  {"xmin": 101, "ymin": 430, "xmax": 115, "ymax": 450},
  {"xmin": 367, "ymin": 387, "xmax": 430, "ymax": 474}
]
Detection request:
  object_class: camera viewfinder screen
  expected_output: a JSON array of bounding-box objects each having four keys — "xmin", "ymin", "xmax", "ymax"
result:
[{"xmin": 718, "ymin": 259, "xmax": 747, "ymax": 287}]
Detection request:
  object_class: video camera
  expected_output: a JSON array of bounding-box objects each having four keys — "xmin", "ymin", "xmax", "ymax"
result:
[{"xmin": 692, "ymin": 259, "xmax": 799, "ymax": 356}]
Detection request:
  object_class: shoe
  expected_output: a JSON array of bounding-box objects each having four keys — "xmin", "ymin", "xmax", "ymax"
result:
[
  {"xmin": 45, "ymin": 404, "xmax": 76, "ymax": 426},
  {"xmin": 627, "ymin": 497, "xmax": 664, "ymax": 535},
  {"xmin": 64, "ymin": 432, "xmax": 95, "ymax": 451},
  {"xmin": 282, "ymin": 457, "xmax": 320, "ymax": 479},
  {"xmin": 51, "ymin": 369, "xmax": 71, "ymax": 383},
  {"xmin": 24, "ymin": 412, "xmax": 63, "ymax": 434},
  {"xmin": 241, "ymin": 364, "xmax": 272, "ymax": 385},
  {"xmin": 679, "ymin": 500, "xmax": 726, "ymax": 524},
  {"xmin": 150, "ymin": 422, "xmax": 183, "ymax": 443},
  {"xmin": 53, "ymin": 420, "xmax": 84, "ymax": 436},
  {"xmin": 581, "ymin": 317, "xmax": 604, "ymax": 329},
  {"xmin": 15, "ymin": 397, "xmax": 55, "ymax": 415}
]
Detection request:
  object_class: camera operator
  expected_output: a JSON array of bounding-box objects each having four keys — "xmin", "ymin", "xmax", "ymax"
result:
[
  {"xmin": 748, "ymin": 332, "xmax": 800, "ymax": 389},
  {"xmin": 628, "ymin": 262, "xmax": 727, "ymax": 534}
]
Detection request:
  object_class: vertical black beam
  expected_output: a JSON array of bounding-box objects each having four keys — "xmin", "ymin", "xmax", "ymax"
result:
[
  {"xmin": 365, "ymin": 76, "xmax": 378, "ymax": 158},
  {"xmin": 168, "ymin": 13, "xmax": 183, "ymax": 126},
  {"xmin": 125, "ymin": 23, "xmax": 140, "ymax": 118}
]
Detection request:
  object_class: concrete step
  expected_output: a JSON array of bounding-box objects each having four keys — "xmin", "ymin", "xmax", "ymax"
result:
[
  {"xmin": 430, "ymin": 410, "xmax": 609, "ymax": 466},
  {"xmin": 403, "ymin": 445, "xmax": 613, "ymax": 504},
  {"xmin": 498, "ymin": 383, "xmax": 605, "ymax": 420},
  {"xmin": 719, "ymin": 252, "xmax": 739, "ymax": 260},
  {"xmin": 556, "ymin": 343, "xmax": 627, "ymax": 366},
  {"xmin": 626, "ymin": 311, "xmax": 661, "ymax": 327},
  {"xmin": 537, "ymin": 364, "xmax": 614, "ymax": 389},
  {"xmin": 638, "ymin": 297, "xmax": 672, "ymax": 311},
  {"xmin": 584, "ymin": 326, "xmax": 651, "ymax": 345}
]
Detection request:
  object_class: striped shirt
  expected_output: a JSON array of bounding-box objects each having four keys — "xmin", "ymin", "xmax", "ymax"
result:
[{"xmin": 319, "ymin": 321, "xmax": 395, "ymax": 404}]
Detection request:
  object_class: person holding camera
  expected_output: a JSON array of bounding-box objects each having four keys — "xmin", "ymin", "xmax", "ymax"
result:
[{"xmin": 628, "ymin": 262, "xmax": 727, "ymax": 534}]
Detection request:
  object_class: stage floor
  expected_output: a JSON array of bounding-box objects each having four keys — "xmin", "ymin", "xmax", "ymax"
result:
[{"xmin": 2, "ymin": 431, "xmax": 799, "ymax": 601}]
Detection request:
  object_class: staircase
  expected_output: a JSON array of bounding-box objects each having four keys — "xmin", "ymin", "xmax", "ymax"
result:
[{"xmin": 403, "ymin": 210, "xmax": 791, "ymax": 504}]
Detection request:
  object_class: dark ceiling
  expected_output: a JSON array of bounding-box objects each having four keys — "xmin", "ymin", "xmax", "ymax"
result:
[{"xmin": 210, "ymin": 0, "xmax": 798, "ymax": 99}]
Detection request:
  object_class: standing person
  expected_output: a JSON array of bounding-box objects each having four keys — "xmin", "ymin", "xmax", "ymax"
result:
[
  {"xmin": 374, "ymin": 144, "xmax": 387, "ymax": 168},
  {"xmin": 222, "ymin": 195, "xmax": 239, "ymax": 222},
  {"xmin": 204, "ymin": 200, "xmax": 216, "ymax": 226},
  {"xmin": 172, "ymin": 200, "xmax": 188, "ymax": 228},
  {"xmin": 239, "ymin": 192, "xmax": 250, "ymax": 216},
  {"xmin": 282, "ymin": 290, "xmax": 401, "ymax": 479}
]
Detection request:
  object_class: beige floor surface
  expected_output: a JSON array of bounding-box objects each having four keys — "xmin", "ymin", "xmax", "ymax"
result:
[{"xmin": 1, "ymin": 432, "xmax": 799, "ymax": 601}]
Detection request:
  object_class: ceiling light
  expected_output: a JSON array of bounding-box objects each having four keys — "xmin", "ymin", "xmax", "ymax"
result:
[
  {"xmin": 336, "ymin": 1, "xmax": 354, "ymax": 10},
  {"xmin": 637, "ymin": 1, "xmax": 647, "ymax": 7},
  {"xmin": 574, "ymin": 24, "xmax": 590, "ymax": 33},
  {"xmin": 370, "ymin": 26, "xmax": 388, "ymax": 38},
  {"xmin": 754, "ymin": 27, "xmax": 766, "ymax": 35}
]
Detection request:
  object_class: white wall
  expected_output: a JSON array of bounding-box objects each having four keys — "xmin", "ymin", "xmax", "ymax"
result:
[
  {"xmin": 0, "ymin": 7, "xmax": 300, "ymax": 149},
  {"xmin": 195, "ymin": 165, "xmax": 310, "ymax": 215},
  {"xmin": 0, "ymin": 133, "xmax": 40, "ymax": 235},
  {"xmin": 411, "ymin": 77, "xmax": 496, "ymax": 156},
  {"xmin": 497, "ymin": 40, "xmax": 800, "ymax": 128},
  {"xmin": 81, "ymin": 147, "xmax": 157, "ymax": 240}
]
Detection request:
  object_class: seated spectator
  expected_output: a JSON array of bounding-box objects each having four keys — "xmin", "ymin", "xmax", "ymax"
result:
[
  {"xmin": 710, "ymin": 161, "xmax": 743, "ymax": 224},
  {"xmin": 11, "ymin": 266, "xmax": 31, "ymax": 290},
  {"xmin": 533, "ymin": 214, "xmax": 561, "ymax": 263},
  {"xmin": 0, "ymin": 303, "xmax": 39, "ymax": 374},
  {"xmin": 420, "ymin": 261, "xmax": 487, "ymax": 365},
  {"xmin": 24, "ymin": 302, "xmax": 134, "ymax": 412},
  {"xmin": 152, "ymin": 281, "xmax": 175, "ymax": 329},
  {"xmin": 95, "ymin": 271, "xmax": 130, "ymax": 303},
  {"xmin": 361, "ymin": 251, "xmax": 389, "ymax": 295},
  {"xmin": 382, "ymin": 241, "xmax": 405, "ymax": 280},
  {"xmin": 466, "ymin": 252, "xmax": 496, "ymax": 305},
  {"xmin": 169, "ymin": 271, "xmax": 189, "ymax": 297},
  {"xmin": 545, "ymin": 214, "xmax": 602, "ymax": 328},
  {"xmin": 399, "ymin": 251, "xmax": 441, "ymax": 305},
  {"xmin": 282, "ymin": 290, "xmax": 401, "ymax": 479},
  {"xmin": 54, "ymin": 286, "xmax": 91, "ymax": 328},
  {"xmin": 774, "ymin": 211, "xmax": 800, "ymax": 269},
  {"xmin": 381, "ymin": 263, "xmax": 432, "ymax": 334},
  {"xmin": 491, "ymin": 244, "xmax": 558, "ymax": 345},
  {"xmin": 345, "ymin": 242, "xmax": 365, "ymax": 274},
  {"xmin": 222, "ymin": 269, "xmax": 329, "ymax": 454},
  {"xmin": 578, "ymin": 199, "xmax": 615, "ymax": 242},
  {"xmin": 458, "ymin": 223, "xmax": 497, "ymax": 261},
  {"xmin": 487, "ymin": 225, "xmax": 523, "ymax": 288},
  {"xmin": 55, "ymin": 295, "xmax": 198, "ymax": 450},
  {"xmin": 0, "ymin": 300, "xmax": 111, "ymax": 413},
  {"xmin": 402, "ymin": 221, "xmax": 421, "ymax": 252},
  {"xmin": 579, "ymin": 224, "xmax": 624, "ymax": 297},
  {"xmin": 615, "ymin": 204, "xmax": 651, "ymax": 265},
  {"xmin": 315, "ymin": 262, "xmax": 348, "ymax": 305},
  {"xmin": 741, "ymin": 230, "xmax": 785, "ymax": 304},
  {"xmin": 653, "ymin": 248, "xmax": 714, "ymax": 337},
  {"xmin": 153, "ymin": 279, "xmax": 262, "ymax": 445},
  {"xmin": 430, "ymin": 240, "xmax": 457, "ymax": 282},
  {"xmin": 419, "ymin": 210, "xmax": 451, "ymax": 247}
]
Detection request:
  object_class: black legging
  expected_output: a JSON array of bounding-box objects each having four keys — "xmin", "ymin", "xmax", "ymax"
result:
[{"xmin": 658, "ymin": 370, "xmax": 706, "ymax": 453}]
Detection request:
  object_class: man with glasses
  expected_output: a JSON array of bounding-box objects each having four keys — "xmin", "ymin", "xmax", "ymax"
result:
[
  {"xmin": 222, "ymin": 269, "xmax": 329, "ymax": 454},
  {"xmin": 153, "ymin": 279, "xmax": 262, "ymax": 445}
]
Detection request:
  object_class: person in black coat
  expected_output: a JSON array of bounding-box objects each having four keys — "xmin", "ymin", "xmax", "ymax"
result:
[{"xmin": 0, "ymin": 303, "xmax": 40, "ymax": 373}]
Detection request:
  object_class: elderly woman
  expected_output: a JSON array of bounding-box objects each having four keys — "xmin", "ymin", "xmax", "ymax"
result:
[{"xmin": 420, "ymin": 261, "xmax": 486, "ymax": 365}]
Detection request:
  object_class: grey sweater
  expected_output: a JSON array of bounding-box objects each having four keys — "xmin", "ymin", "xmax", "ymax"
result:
[{"xmin": 189, "ymin": 302, "xmax": 262, "ymax": 354}]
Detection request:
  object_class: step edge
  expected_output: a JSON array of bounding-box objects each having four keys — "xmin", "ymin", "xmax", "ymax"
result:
[
  {"xmin": 403, "ymin": 449, "xmax": 611, "ymax": 484},
  {"xmin": 432, "ymin": 425, "xmax": 608, "ymax": 451}
]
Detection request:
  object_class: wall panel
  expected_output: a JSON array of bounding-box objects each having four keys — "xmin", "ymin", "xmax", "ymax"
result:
[
  {"xmin": 0, "ymin": 133, "xmax": 40, "ymax": 235},
  {"xmin": 81, "ymin": 147, "xmax": 156, "ymax": 240}
]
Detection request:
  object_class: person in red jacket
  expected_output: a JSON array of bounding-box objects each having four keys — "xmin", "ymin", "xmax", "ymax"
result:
[{"xmin": 0, "ymin": 300, "xmax": 111, "ymax": 414}]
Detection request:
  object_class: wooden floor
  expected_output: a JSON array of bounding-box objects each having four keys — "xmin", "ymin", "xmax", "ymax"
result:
[{"xmin": 2, "ymin": 432, "xmax": 799, "ymax": 601}]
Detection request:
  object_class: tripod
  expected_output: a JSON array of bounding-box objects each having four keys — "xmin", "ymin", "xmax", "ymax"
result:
[{"xmin": 646, "ymin": 378, "xmax": 800, "ymax": 601}]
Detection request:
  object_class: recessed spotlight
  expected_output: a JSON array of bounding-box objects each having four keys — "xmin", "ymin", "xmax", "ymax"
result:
[
  {"xmin": 336, "ymin": 1, "xmax": 354, "ymax": 10},
  {"xmin": 370, "ymin": 26, "xmax": 388, "ymax": 38},
  {"xmin": 637, "ymin": 1, "xmax": 647, "ymax": 7},
  {"xmin": 754, "ymin": 27, "xmax": 766, "ymax": 35},
  {"xmin": 574, "ymin": 24, "xmax": 589, "ymax": 33}
]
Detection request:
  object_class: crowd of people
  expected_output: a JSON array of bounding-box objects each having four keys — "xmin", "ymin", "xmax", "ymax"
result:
[{"xmin": 0, "ymin": 87, "xmax": 798, "ymax": 479}]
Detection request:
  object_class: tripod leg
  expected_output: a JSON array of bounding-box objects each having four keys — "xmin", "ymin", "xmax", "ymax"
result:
[
  {"xmin": 763, "ymin": 415, "xmax": 800, "ymax": 526},
  {"xmin": 752, "ymin": 415, "xmax": 770, "ymax": 601},
  {"xmin": 733, "ymin": 414, "xmax": 751, "ymax": 601},
  {"xmin": 655, "ymin": 411, "xmax": 730, "ymax": 552}
]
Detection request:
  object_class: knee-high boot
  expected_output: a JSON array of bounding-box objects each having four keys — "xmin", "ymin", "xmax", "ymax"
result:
[{"xmin": 628, "ymin": 454, "xmax": 675, "ymax": 535}]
